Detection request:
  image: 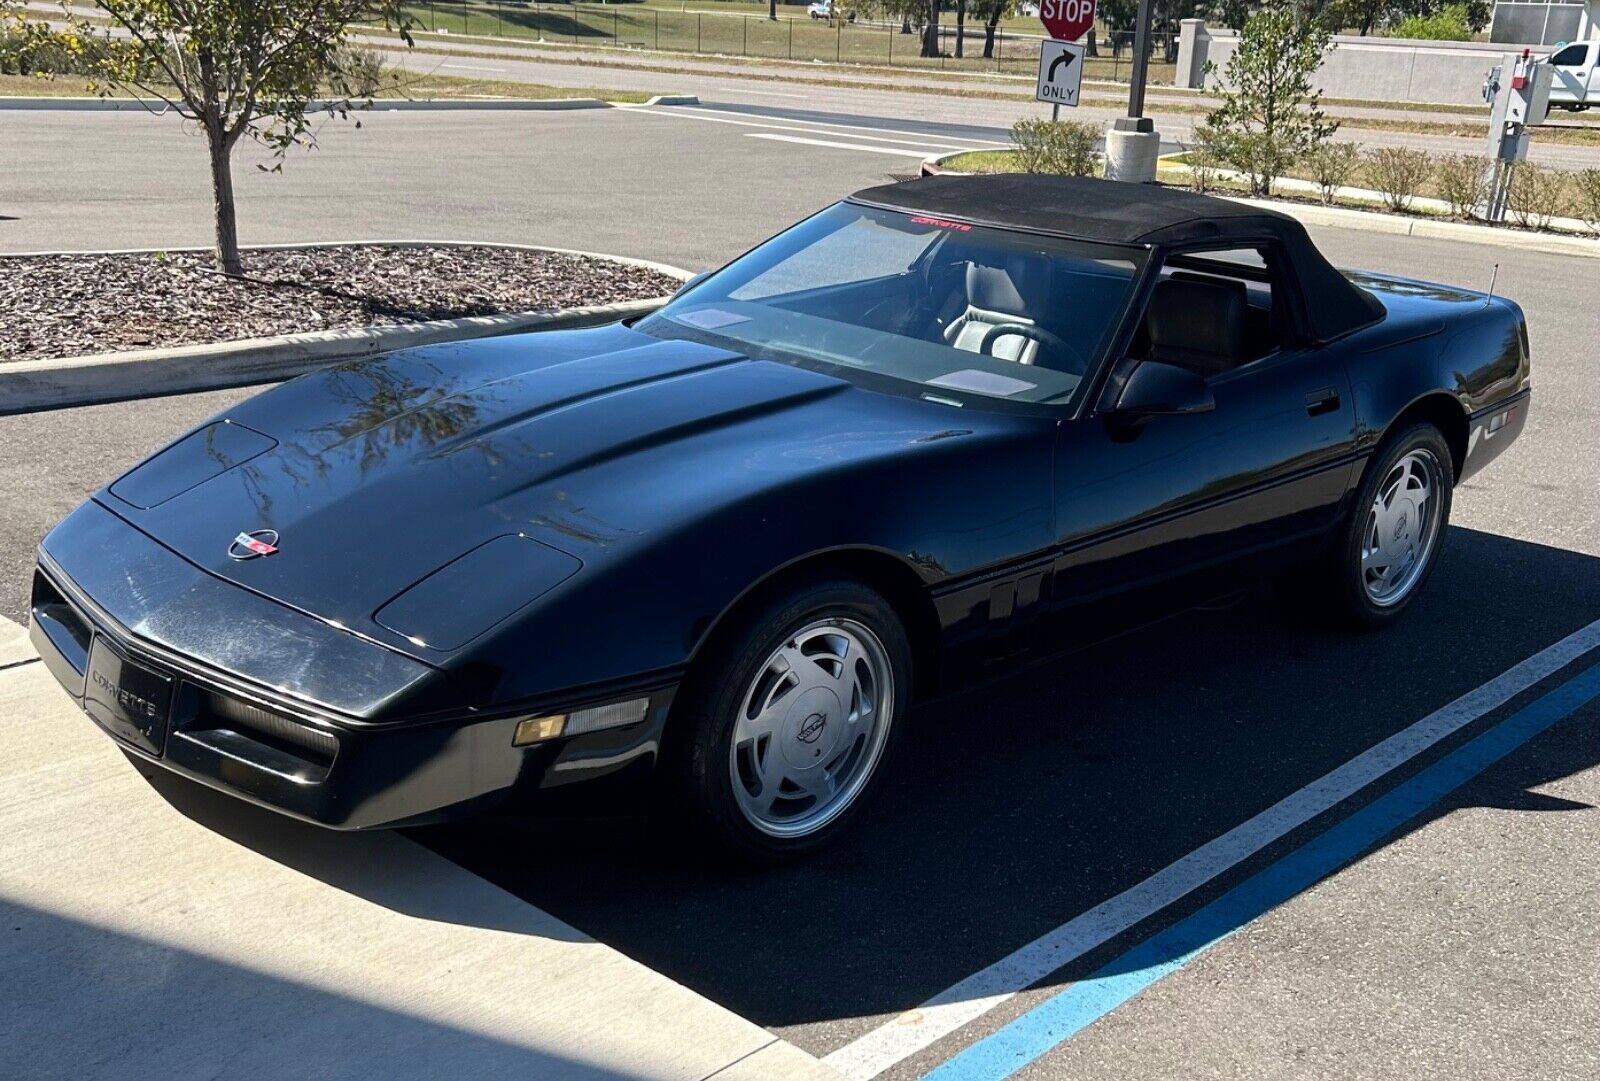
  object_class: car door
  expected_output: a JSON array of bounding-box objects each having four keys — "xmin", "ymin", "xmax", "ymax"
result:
[
  {"xmin": 1548, "ymin": 42, "xmax": 1594, "ymax": 103},
  {"xmin": 1049, "ymin": 247, "xmax": 1360, "ymax": 612}
]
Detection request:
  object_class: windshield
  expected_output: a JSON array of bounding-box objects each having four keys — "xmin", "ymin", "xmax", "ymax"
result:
[{"xmin": 636, "ymin": 202, "xmax": 1144, "ymax": 407}]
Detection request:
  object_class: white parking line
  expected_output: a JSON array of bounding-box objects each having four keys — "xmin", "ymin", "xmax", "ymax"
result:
[
  {"xmin": 822, "ymin": 614, "xmax": 1600, "ymax": 1080},
  {"xmin": 727, "ymin": 88, "xmax": 809, "ymax": 99},
  {"xmin": 745, "ymin": 133, "xmax": 969, "ymax": 157},
  {"xmin": 634, "ymin": 104, "xmax": 1010, "ymax": 148}
]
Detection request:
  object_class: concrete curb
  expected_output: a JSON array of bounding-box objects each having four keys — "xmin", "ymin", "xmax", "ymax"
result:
[
  {"xmin": 1218, "ymin": 195, "xmax": 1600, "ymax": 259},
  {"xmin": 1, "ymin": 242, "xmax": 690, "ymax": 415},
  {"xmin": 918, "ymin": 153, "xmax": 1600, "ymax": 260},
  {"xmin": 0, "ymin": 641, "xmax": 849, "ymax": 1081},
  {"xmin": 0, "ymin": 94, "xmax": 699, "ymax": 111}
]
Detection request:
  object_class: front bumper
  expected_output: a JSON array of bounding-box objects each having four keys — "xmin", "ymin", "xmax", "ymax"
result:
[{"xmin": 33, "ymin": 501, "xmax": 671, "ymax": 829}]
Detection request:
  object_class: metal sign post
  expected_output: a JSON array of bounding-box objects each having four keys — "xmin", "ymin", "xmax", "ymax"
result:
[
  {"xmin": 1126, "ymin": 0, "xmax": 1152, "ymax": 119},
  {"xmin": 1037, "ymin": 0, "xmax": 1094, "ymax": 122},
  {"xmin": 1104, "ymin": 0, "xmax": 1159, "ymax": 182}
]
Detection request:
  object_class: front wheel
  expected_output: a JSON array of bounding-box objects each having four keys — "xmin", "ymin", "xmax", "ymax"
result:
[
  {"xmin": 666, "ymin": 580, "xmax": 911, "ymax": 863},
  {"xmin": 1321, "ymin": 423, "xmax": 1454, "ymax": 627}
]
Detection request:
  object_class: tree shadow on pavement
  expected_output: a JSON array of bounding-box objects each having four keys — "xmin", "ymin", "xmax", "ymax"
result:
[{"xmin": 0, "ymin": 898, "xmax": 652, "ymax": 1081}]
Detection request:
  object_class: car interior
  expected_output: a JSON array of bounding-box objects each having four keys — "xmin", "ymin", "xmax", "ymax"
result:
[
  {"xmin": 1126, "ymin": 248, "xmax": 1291, "ymax": 377},
  {"xmin": 677, "ymin": 208, "xmax": 1301, "ymax": 406},
  {"xmin": 924, "ymin": 242, "xmax": 1290, "ymax": 381}
]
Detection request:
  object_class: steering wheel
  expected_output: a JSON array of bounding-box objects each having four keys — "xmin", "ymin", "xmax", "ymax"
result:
[{"xmin": 977, "ymin": 322, "xmax": 1087, "ymax": 374}]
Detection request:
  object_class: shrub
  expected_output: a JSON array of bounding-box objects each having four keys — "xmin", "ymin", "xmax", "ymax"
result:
[
  {"xmin": 0, "ymin": 15, "xmax": 148, "ymax": 80},
  {"xmin": 1206, "ymin": 128, "xmax": 1283, "ymax": 196},
  {"xmin": 1391, "ymin": 4, "xmax": 1472, "ymax": 41},
  {"xmin": 1306, "ymin": 142, "xmax": 1359, "ymax": 205},
  {"xmin": 1572, "ymin": 169, "xmax": 1600, "ymax": 236},
  {"xmin": 1185, "ymin": 133, "xmax": 1224, "ymax": 194},
  {"xmin": 1366, "ymin": 147, "xmax": 1431, "ymax": 211},
  {"xmin": 330, "ymin": 44, "xmax": 390, "ymax": 99},
  {"xmin": 1433, "ymin": 153, "xmax": 1488, "ymax": 219},
  {"xmin": 1009, "ymin": 118, "xmax": 1099, "ymax": 177},
  {"xmin": 0, "ymin": 22, "xmax": 84, "ymax": 76},
  {"xmin": 1506, "ymin": 162, "xmax": 1568, "ymax": 231}
]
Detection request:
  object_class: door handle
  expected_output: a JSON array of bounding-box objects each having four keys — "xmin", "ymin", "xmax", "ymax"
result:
[{"xmin": 1304, "ymin": 387, "xmax": 1341, "ymax": 416}]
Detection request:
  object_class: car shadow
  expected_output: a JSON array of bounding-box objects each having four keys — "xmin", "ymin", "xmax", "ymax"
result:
[
  {"xmin": 415, "ymin": 524, "xmax": 1600, "ymax": 1031},
  {"xmin": 133, "ymin": 763, "xmax": 588, "ymax": 942}
]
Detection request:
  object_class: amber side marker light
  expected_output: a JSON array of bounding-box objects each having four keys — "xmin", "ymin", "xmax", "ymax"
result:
[{"xmin": 512, "ymin": 698, "xmax": 651, "ymax": 746}]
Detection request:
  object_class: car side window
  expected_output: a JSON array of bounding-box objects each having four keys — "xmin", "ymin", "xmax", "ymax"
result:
[
  {"xmin": 1126, "ymin": 245, "xmax": 1297, "ymax": 381},
  {"xmin": 1550, "ymin": 43, "xmax": 1589, "ymax": 67}
]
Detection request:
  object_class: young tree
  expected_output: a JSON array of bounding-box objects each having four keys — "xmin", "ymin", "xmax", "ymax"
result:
[
  {"xmin": 1198, "ymin": 1, "xmax": 1336, "ymax": 195},
  {"xmin": 63, "ymin": 1, "xmax": 414, "ymax": 276}
]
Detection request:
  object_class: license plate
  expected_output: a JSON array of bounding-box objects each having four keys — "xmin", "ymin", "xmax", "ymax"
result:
[{"xmin": 84, "ymin": 637, "xmax": 173, "ymax": 756}]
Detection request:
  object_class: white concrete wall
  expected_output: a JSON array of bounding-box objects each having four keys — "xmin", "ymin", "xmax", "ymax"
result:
[{"xmin": 1175, "ymin": 24, "xmax": 1550, "ymax": 105}]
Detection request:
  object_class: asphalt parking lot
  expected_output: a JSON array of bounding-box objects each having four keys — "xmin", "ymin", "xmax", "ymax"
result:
[{"xmin": 4, "ymin": 106, "xmax": 1600, "ymax": 1079}]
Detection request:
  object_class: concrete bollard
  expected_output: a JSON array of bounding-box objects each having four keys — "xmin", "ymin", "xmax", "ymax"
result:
[{"xmin": 1104, "ymin": 118, "xmax": 1161, "ymax": 183}]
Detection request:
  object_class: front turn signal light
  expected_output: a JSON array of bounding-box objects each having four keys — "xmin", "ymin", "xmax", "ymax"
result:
[
  {"xmin": 513, "ymin": 715, "xmax": 567, "ymax": 746},
  {"xmin": 512, "ymin": 697, "xmax": 651, "ymax": 746}
]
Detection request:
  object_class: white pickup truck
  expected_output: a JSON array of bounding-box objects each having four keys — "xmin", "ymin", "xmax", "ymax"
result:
[{"xmin": 1546, "ymin": 40, "xmax": 1599, "ymax": 111}]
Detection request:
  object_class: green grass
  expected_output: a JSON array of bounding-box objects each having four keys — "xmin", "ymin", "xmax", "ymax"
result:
[
  {"xmin": 377, "ymin": 72, "xmax": 655, "ymax": 100},
  {"xmin": 0, "ymin": 73, "xmax": 121, "ymax": 97},
  {"xmin": 940, "ymin": 149, "xmax": 1027, "ymax": 173},
  {"xmin": 385, "ymin": 3, "xmax": 1176, "ymax": 83}
]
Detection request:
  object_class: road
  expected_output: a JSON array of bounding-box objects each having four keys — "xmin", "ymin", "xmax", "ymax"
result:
[
  {"xmin": 364, "ymin": 34, "xmax": 1600, "ymax": 170},
  {"xmin": 3, "ymin": 105, "xmax": 1600, "ymax": 1080}
]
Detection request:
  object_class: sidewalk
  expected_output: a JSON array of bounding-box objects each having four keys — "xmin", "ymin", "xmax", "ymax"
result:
[{"xmin": 0, "ymin": 615, "xmax": 842, "ymax": 1081}]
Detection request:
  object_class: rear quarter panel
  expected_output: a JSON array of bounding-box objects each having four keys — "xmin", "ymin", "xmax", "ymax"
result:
[{"xmin": 1342, "ymin": 277, "xmax": 1529, "ymax": 481}]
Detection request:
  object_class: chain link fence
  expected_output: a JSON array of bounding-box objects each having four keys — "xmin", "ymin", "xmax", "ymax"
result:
[{"xmin": 394, "ymin": 2, "xmax": 1175, "ymax": 84}]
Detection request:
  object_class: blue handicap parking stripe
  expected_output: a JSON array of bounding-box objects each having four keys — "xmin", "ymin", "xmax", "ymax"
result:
[{"xmin": 923, "ymin": 659, "xmax": 1600, "ymax": 1081}]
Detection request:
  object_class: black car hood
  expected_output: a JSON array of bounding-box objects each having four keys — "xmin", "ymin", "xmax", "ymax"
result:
[{"xmin": 101, "ymin": 324, "xmax": 965, "ymax": 655}]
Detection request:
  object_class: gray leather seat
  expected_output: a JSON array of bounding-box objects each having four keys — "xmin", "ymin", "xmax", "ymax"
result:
[
  {"xmin": 943, "ymin": 257, "xmax": 1052, "ymax": 365},
  {"xmin": 1144, "ymin": 277, "xmax": 1248, "ymax": 376}
]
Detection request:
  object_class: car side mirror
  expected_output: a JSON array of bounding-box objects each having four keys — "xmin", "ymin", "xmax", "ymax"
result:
[
  {"xmin": 1114, "ymin": 361, "xmax": 1215, "ymax": 416},
  {"xmin": 675, "ymin": 271, "xmax": 711, "ymax": 296}
]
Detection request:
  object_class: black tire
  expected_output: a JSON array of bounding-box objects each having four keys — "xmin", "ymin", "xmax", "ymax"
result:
[
  {"xmin": 664, "ymin": 579, "xmax": 912, "ymax": 864},
  {"xmin": 1320, "ymin": 422, "xmax": 1454, "ymax": 628}
]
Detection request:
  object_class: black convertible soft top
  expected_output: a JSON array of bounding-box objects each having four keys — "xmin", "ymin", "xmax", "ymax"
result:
[{"xmin": 850, "ymin": 174, "xmax": 1384, "ymax": 343}]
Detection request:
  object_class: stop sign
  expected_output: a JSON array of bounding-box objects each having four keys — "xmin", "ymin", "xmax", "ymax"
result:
[{"xmin": 1039, "ymin": 0, "xmax": 1095, "ymax": 42}]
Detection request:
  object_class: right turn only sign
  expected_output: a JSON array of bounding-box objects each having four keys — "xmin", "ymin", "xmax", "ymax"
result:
[{"xmin": 1035, "ymin": 39, "xmax": 1086, "ymax": 108}]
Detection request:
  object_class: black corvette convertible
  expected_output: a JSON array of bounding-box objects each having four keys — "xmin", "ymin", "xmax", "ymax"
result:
[{"xmin": 32, "ymin": 176, "xmax": 1530, "ymax": 860}]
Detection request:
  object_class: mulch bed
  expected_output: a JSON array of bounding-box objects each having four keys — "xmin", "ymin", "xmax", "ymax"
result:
[{"xmin": 0, "ymin": 245, "xmax": 683, "ymax": 364}]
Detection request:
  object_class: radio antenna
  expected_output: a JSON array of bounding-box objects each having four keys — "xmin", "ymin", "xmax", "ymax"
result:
[{"xmin": 1487, "ymin": 263, "xmax": 1500, "ymax": 302}]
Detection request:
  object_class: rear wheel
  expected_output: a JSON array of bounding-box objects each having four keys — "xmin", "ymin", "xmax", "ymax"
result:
[
  {"xmin": 666, "ymin": 580, "xmax": 910, "ymax": 863},
  {"xmin": 1320, "ymin": 423, "xmax": 1453, "ymax": 627}
]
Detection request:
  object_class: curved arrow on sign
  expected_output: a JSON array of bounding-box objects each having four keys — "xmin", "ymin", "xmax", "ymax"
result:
[{"xmin": 1047, "ymin": 50, "xmax": 1076, "ymax": 83}]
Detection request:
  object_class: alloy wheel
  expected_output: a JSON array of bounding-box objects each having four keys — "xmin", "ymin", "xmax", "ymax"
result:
[{"xmin": 729, "ymin": 618, "xmax": 895, "ymax": 838}]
